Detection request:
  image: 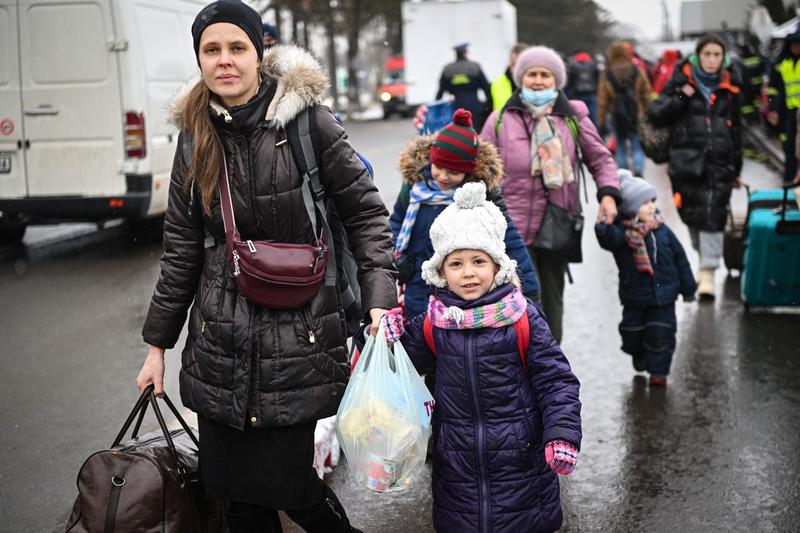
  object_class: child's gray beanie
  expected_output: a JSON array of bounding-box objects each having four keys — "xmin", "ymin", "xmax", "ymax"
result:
[{"xmin": 618, "ymin": 169, "xmax": 657, "ymax": 217}]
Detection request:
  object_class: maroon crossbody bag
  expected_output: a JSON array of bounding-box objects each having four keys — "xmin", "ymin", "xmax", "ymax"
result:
[{"xmin": 218, "ymin": 146, "xmax": 335, "ymax": 309}]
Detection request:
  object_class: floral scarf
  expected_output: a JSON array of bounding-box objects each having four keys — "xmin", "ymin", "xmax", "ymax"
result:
[
  {"xmin": 523, "ymin": 101, "xmax": 575, "ymax": 189},
  {"xmin": 427, "ymin": 287, "xmax": 527, "ymax": 329}
]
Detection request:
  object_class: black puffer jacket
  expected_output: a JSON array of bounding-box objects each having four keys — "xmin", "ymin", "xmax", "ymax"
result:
[
  {"xmin": 142, "ymin": 45, "xmax": 397, "ymax": 430},
  {"xmin": 648, "ymin": 58, "xmax": 742, "ymax": 231}
]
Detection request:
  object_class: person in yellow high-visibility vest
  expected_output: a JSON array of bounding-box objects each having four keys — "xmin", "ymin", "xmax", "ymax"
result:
[
  {"xmin": 490, "ymin": 42, "xmax": 529, "ymax": 112},
  {"xmin": 767, "ymin": 28, "xmax": 800, "ymax": 184}
]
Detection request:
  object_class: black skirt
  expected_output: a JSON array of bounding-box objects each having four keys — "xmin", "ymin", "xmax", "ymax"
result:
[{"xmin": 198, "ymin": 415, "xmax": 323, "ymax": 510}]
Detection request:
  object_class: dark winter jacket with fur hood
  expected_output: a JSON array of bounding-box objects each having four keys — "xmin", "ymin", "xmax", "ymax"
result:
[
  {"xmin": 141, "ymin": 45, "xmax": 397, "ymax": 430},
  {"xmin": 647, "ymin": 57, "xmax": 742, "ymax": 232},
  {"xmin": 389, "ymin": 137, "xmax": 540, "ymax": 317}
]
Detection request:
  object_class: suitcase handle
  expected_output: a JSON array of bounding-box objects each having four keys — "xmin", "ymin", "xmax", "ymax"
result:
[
  {"xmin": 111, "ymin": 385, "xmax": 200, "ymax": 477},
  {"xmin": 777, "ymin": 185, "xmax": 800, "ymax": 234}
]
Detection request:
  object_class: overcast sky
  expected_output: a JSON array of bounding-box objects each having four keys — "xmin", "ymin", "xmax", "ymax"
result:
[{"xmin": 595, "ymin": 0, "xmax": 684, "ymax": 40}]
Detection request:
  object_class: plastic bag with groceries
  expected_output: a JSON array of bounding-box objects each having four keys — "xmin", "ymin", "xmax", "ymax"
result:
[{"xmin": 336, "ymin": 326, "xmax": 434, "ymax": 493}]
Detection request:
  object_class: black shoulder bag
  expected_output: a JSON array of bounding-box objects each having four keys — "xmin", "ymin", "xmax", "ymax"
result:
[{"xmin": 532, "ymin": 113, "xmax": 585, "ymax": 264}]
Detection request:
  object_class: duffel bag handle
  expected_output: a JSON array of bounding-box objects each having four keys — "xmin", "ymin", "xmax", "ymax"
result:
[{"xmin": 111, "ymin": 385, "xmax": 200, "ymax": 476}]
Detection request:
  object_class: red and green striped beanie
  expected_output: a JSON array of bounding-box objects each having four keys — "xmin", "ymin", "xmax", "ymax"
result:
[{"xmin": 430, "ymin": 108, "xmax": 479, "ymax": 174}]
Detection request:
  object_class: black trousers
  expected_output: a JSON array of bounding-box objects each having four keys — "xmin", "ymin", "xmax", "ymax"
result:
[
  {"xmin": 225, "ymin": 480, "xmax": 355, "ymax": 533},
  {"xmin": 619, "ymin": 303, "xmax": 677, "ymax": 376},
  {"xmin": 527, "ymin": 247, "xmax": 567, "ymax": 343}
]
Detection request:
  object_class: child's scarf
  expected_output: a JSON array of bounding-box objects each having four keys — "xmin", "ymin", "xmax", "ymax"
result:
[
  {"xmin": 395, "ymin": 179, "xmax": 456, "ymax": 253},
  {"xmin": 427, "ymin": 287, "xmax": 527, "ymax": 329},
  {"xmin": 621, "ymin": 216, "xmax": 662, "ymax": 276},
  {"xmin": 523, "ymin": 101, "xmax": 575, "ymax": 189}
]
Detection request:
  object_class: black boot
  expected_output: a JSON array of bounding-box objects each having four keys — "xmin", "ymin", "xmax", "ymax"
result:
[
  {"xmin": 285, "ymin": 484, "xmax": 362, "ymax": 533},
  {"xmin": 225, "ymin": 501, "xmax": 283, "ymax": 533}
]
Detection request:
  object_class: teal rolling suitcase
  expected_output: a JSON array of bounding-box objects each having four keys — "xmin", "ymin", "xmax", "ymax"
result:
[{"xmin": 740, "ymin": 187, "xmax": 800, "ymax": 307}]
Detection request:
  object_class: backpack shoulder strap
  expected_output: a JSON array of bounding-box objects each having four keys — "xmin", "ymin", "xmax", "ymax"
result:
[
  {"xmin": 605, "ymin": 67, "xmax": 627, "ymax": 93},
  {"xmin": 180, "ymin": 130, "xmax": 192, "ymax": 169},
  {"xmin": 423, "ymin": 311, "xmax": 529, "ymax": 374},
  {"xmin": 423, "ymin": 314, "xmax": 435, "ymax": 354},
  {"xmin": 286, "ymin": 107, "xmax": 337, "ymax": 287},
  {"xmin": 513, "ymin": 313, "xmax": 530, "ymax": 376},
  {"xmin": 180, "ymin": 130, "xmax": 199, "ymax": 217},
  {"xmin": 494, "ymin": 106, "xmax": 507, "ymax": 137},
  {"xmin": 565, "ymin": 115, "xmax": 580, "ymax": 145}
]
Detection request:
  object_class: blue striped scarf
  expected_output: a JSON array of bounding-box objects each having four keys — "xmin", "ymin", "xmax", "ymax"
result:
[{"xmin": 395, "ymin": 180, "xmax": 456, "ymax": 254}]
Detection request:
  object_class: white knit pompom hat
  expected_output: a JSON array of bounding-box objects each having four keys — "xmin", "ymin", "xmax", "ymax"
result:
[{"xmin": 421, "ymin": 182, "xmax": 517, "ymax": 288}]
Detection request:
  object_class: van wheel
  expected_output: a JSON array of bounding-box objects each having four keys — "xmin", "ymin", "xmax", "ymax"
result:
[{"xmin": 0, "ymin": 216, "xmax": 26, "ymax": 245}]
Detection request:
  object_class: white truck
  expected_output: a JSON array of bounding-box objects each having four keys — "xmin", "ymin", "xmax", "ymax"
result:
[
  {"xmin": 0, "ymin": 0, "xmax": 206, "ymax": 244},
  {"xmin": 401, "ymin": 0, "xmax": 518, "ymax": 109}
]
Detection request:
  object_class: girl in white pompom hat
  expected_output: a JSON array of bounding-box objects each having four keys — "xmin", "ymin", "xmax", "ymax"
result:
[{"xmin": 375, "ymin": 182, "xmax": 582, "ymax": 533}]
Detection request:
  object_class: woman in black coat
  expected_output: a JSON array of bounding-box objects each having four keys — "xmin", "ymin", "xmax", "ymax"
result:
[
  {"xmin": 648, "ymin": 34, "xmax": 742, "ymax": 299},
  {"xmin": 135, "ymin": 2, "xmax": 396, "ymax": 531}
]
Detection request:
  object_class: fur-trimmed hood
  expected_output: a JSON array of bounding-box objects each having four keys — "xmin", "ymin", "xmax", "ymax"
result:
[
  {"xmin": 398, "ymin": 136, "xmax": 502, "ymax": 189},
  {"xmin": 169, "ymin": 44, "xmax": 329, "ymax": 130}
]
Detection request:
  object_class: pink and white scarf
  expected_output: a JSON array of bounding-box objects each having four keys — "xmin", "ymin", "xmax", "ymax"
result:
[{"xmin": 427, "ymin": 287, "xmax": 527, "ymax": 330}]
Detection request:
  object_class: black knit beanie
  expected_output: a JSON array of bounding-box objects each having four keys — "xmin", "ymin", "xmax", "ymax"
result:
[
  {"xmin": 695, "ymin": 33, "xmax": 726, "ymax": 57},
  {"xmin": 192, "ymin": 1, "xmax": 264, "ymax": 64}
]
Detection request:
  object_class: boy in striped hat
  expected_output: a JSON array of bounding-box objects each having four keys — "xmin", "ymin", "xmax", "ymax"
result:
[{"xmin": 389, "ymin": 107, "xmax": 540, "ymax": 322}]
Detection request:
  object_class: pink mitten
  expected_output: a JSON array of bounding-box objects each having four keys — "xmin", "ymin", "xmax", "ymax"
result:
[
  {"xmin": 379, "ymin": 307, "xmax": 405, "ymax": 343},
  {"xmin": 544, "ymin": 440, "xmax": 578, "ymax": 475}
]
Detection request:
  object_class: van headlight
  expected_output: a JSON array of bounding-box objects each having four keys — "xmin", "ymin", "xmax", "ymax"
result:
[{"xmin": 380, "ymin": 92, "xmax": 392, "ymax": 102}]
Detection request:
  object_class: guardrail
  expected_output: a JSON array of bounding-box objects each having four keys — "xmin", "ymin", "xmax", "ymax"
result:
[{"xmin": 743, "ymin": 125, "xmax": 785, "ymax": 175}]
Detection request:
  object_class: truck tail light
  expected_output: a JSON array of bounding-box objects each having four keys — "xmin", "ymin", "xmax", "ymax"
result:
[{"xmin": 125, "ymin": 111, "xmax": 146, "ymax": 158}]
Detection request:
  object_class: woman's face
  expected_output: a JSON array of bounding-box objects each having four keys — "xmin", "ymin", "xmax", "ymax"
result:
[
  {"xmin": 698, "ymin": 43, "xmax": 724, "ymax": 74},
  {"xmin": 442, "ymin": 249, "xmax": 499, "ymax": 301},
  {"xmin": 430, "ymin": 163, "xmax": 466, "ymax": 190},
  {"xmin": 522, "ymin": 67, "xmax": 556, "ymax": 90},
  {"xmin": 199, "ymin": 23, "xmax": 260, "ymax": 108}
]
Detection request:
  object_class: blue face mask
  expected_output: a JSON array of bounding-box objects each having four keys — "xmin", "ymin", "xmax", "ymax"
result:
[{"xmin": 521, "ymin": 87, "xmax": 558, "ymax": 106}]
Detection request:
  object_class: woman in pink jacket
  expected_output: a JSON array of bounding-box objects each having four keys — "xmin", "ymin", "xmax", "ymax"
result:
[{"xmin": 481, "ymin": 46, "xmax": 620, "ymax": 343}]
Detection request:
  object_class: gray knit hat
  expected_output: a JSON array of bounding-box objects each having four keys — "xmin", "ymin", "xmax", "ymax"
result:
[{"xmin": 618, "ymin": 169, "xmax": 657, "ymax": 217}]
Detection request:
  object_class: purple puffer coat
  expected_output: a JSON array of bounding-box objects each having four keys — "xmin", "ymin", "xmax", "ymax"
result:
[
  {"xmin": 401, "ymin": 284, "xmax": 582, "ymax": 533},
  {"xmin": 480, "ymin": 92, "xmax": 620, "ymax": 246}
]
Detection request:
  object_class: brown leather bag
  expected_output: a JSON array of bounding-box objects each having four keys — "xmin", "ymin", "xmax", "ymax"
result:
[
  {"xmin": 64, "ymin": 386, "xmax": 224, "ymax": 532},
  {"xmin": 218, "ymin": 146, "xmax": 336, "ymax": 310}
]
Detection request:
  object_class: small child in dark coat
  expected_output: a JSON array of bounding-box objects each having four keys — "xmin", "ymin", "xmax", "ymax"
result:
[
  {"xmin": 595, "ymin": 170, "xmax": 697, "ymax": 386},
  {"xmin": 377, "ymin": 182, "xmax": 581, "ymax": 533}
]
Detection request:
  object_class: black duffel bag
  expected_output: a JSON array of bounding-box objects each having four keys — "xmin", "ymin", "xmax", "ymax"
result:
[{"xmin": 64, "ymin": 385, "xmax": 224, "ymax": 532}]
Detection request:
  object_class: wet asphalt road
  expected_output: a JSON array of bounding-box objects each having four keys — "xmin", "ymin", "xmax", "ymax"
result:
[{"xmin": 0, "ymin": 116, "xmax": 799, "ymax": 532}]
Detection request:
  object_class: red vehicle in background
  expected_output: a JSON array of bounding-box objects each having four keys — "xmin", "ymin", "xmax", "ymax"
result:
[{"xmin": 379, "ymin": 55, "xmax": 412, "ymax": 118}]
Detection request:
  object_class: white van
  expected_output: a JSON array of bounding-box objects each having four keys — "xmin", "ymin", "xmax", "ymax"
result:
[{"xmin": 0, "ymin": 0, "xmax": 207, "ymax": 244}]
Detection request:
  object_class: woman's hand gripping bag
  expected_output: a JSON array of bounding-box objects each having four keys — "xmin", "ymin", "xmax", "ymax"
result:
[{"xmin": 336, "ymin": 325, "xmax": 434, "ymax": 493}]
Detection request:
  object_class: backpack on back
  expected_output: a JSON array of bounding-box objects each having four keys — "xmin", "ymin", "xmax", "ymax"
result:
[
  {"xmin": 180, "ymin": 106, "xmax": 368, "ymax": 337},
  {"xmin": 568, "ymin": 60, "xmax": 598, "ymax": 95},
  {"xmin": 605, "ymin": 66, "xmax": 639, "ymax": 138},
  {"xmin": 286, "ymin": 107, "xmax": 365, "ymax": 337}
]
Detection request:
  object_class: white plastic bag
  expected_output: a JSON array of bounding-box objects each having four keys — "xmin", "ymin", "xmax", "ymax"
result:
[{"xmin": 336, "ymin": 325, "xmax": 434, "ymax": 493}]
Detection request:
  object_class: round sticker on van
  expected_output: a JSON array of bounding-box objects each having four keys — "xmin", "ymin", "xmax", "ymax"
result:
[{"xmin": 0, "ymin": 119, "xmax": 14, "ymax": 136}]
